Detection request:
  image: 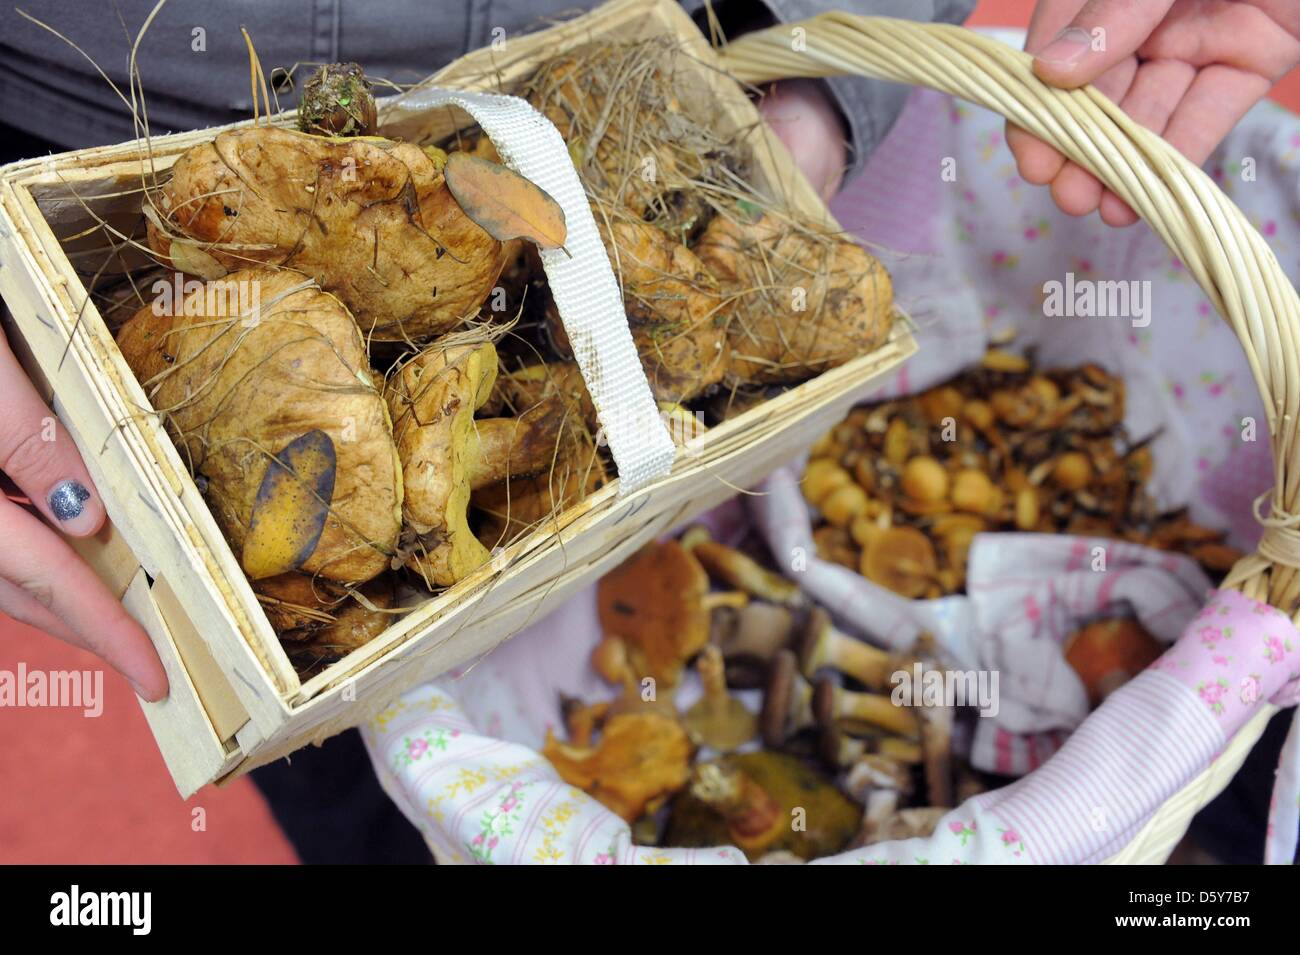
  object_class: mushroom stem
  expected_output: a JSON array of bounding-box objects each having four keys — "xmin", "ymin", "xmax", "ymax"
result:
[
  {"xmin": 468, "ymin": 404, "xmax": 564, "ymax": 490},
  {"xmin": 683, "ymin": 646, "xmax": 758, "ymax": 752},
  {"xmin": 819, "ymin": 725, "xmax": 922, "ymax": 768},
  {"xmin": 710, "ymin": 602, "xmax": 796, "ymax": 688},
  {"xmin": 692, "ymin": 540, "xmax": 804, "ymax": 607},
  {"xmin": 917, "ymin": 703, "xmax": 955, "ymax": 808},
  {"xmin": 702, "ymin": 591, "xmax": 749, "ymax": 612},
  {"xmin": 814, "ymin": 677, "xmax": 920, "ymax": 739},
  {"xmin": 798, "ymin": 607, "xmax": 897, "ymax": 689}
]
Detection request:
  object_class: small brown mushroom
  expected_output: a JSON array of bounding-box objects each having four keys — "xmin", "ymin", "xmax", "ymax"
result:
[
  {"xmin": 760, "ymin": 649, "xmax": 816, "ymax": 747},
  {"xmin": 683, "ymin": 646, "xmax": 758, "ymax": 752},
  {"xmin": 813, "ymin": 676, "xmax": 920, "ymax": 739},
  {"xmin": 860, "ymin": 526, "xmax": 938, "ymax": 598},
  {"xmin": 798, "ymin": 606, "xmax": 897, "ymax": 690},
  {"xmin": 861, "ymin": 807, "xmax": 948, "ymax": 846},
  {"xmin": 689, "ymin": 537, "xmax": 804, "ymax": 608},
  {"xmin": 819, "ymin": 725, "xmax": 923, "ymax": 768},
  {"xmin": 710, "ymin": 602, "xmax": 797, "ymax": 689}
]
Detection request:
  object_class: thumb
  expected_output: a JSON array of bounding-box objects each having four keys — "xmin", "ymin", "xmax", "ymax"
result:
[{"xmin": 1031, "ymin": 0, "xmax": 1175, "ymax": 89}]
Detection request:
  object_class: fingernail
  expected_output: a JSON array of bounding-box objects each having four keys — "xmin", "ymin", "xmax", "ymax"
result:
[
  {"xmin": 1036, "ymin": 26, "xmax": 1094, "ymax": 68},
  {"xmin": 47, "ymin": 480, "xmax": 95, "ymax": 534}
]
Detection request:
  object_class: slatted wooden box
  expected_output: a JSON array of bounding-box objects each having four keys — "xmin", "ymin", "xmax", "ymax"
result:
[{"xmin": 0, "ymin": 0, "xmax": 915, "ymax": 795}]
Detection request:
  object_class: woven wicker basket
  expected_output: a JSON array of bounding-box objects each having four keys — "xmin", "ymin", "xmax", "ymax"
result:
[{"xmin": 718, "ymin": 14, "xmax": 1299, "ymax": 863}]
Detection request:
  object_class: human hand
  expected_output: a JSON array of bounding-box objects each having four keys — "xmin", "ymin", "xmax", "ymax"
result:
[
  {"xmin": 759, "ymin": 78, "xmax": 850, "ymax": 201},
  {"xmin": 1008, "ymin": 0, "xmax": 1300, "ymax": 226},
  {"xmin": 0, "ymin": 332, "xmax": 167, "ymax": 701}
]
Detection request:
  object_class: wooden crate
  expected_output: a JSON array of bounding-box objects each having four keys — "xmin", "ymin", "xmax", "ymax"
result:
[{"xmin": 0, "ymin": 0, "xmax": 915, "ymax": 795}]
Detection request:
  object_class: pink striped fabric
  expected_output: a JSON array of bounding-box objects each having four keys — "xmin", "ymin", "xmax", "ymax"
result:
[{"xmin": 975, "ymin": 671, "xmax": 1220, "ymax": 863}]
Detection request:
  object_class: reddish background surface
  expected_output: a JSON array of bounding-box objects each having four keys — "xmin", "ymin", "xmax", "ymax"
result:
[{"xmin": 3, "ymin": 0, "xmax": 1299, "ymax": 865}]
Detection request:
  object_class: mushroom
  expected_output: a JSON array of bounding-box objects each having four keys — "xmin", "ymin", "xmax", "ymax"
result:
[
  {"xmin": 259, "ymin": 572, "xmax": 398, "ymax": 662},
  {"xmin": 297, "ymin": 62, "xmax": 377, "ymax": 137},
  {"xmin": 844, "ymin": 754, "xmax": 914, "ymax": 846},
  {"xmin": 670, "ymin": 751, "xmax": 860, "ymax": 860},
  {"xmin": 711, "ymin": 601, "xmax": 796, "ymax": 688},
  {"xmin": 683, "ymin": 646, "xmax": 758, "ymax": 752},
  {"xmin": 819, "ymin": 725, "xmax": 923, "ymax": 769},
  {"xmin": 542, "ymin": 712, "xmax": 693, "ymax": 823},
  {"xmin": 685, "ymin": 532, "xmax": 804, "ymax": 608},
  {"xmin": 760, "ymin": 649, "xmax": 817, "ymax": 747},
  {"xmin": 688, "ymin": 761, "xmax": 786, "ymax": 857},
  {"xmin": 911, "ymin": 633, "xmax": 955, "ymax": 808},
  {"xmin": 695, "ymin": 210, "xmax": 893, "ymax": 387},
  {"xmin": 861, "ymin": 807, "xmax": 948, "ymax": 847},
  {"xmin": 813, "ymin": 677, "xmax": 920, "ymax": 739},
  {"xmin": 559, "ymin": 695, "xmax": 610, "ymax": 748},
  {"xmin": 1064, "ymin": 618, "xmax": 1164, "ymax": 706},
  {"xmin": 588, "ymin": 632, "xmax": 678, "ymax": 720},
  {"xmin": 797, "ymin": 606, "xmax": 898, "ymax": 690},
  {"xmin": 386, "ymin": 340, "xmax": 562, "ymax": 587},
  {"xmin": 859, "ymin": 526, "xmax": 939, "ymax": 598},
  {"xmin": 595, "ymin": 539, "xmax": 746, "ymax": 693}
]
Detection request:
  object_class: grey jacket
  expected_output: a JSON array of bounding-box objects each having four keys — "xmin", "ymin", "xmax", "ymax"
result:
[{"xmin": 0, "ymin": 0, "xmax": 973, "ymax": 182}]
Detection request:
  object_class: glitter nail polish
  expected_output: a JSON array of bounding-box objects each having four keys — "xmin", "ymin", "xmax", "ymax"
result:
[{"xmin": 48, "ymin": 480, "xmax": 91, "ymax": 523}]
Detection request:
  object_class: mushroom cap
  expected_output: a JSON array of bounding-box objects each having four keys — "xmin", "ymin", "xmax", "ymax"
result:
[
  {"xmin": 1064, "ymin": 618, "xmax": 1163, "ymax": 705},
  {"xmin": 386, "ymin": 340, "xmax": 498, "ymax": 587},
  {"xmin": 860, "ymin": 526, "xmax": 938, "ymax": 599},
  {"xmin": 597, "ymin": 539, "xmax": 712, "ymax": 688},
  {"xmin": 542, "ymin": 712, "xmax": 692, "ymax": 823}
]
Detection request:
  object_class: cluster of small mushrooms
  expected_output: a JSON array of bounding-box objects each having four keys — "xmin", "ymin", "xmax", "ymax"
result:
[
  {"xmin": 543, "ymin": 537, "xmax": 1171, "ymax": 861},
  {"xmin": 542, "ymin": 531, "xmax": 973, "ymax": 861},
  {"xmin": 804, "ymin": 347, "xmax": 1243, "ymax": 597}
]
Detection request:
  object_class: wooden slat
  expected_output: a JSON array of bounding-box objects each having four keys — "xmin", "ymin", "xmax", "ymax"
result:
[
  {"xmin": 121, "ymin": 570, "xmax": 240, "ymax": 797},
  {"xmin": 151, "ymin": 575, "xmax": 250, "ymax": 743}
]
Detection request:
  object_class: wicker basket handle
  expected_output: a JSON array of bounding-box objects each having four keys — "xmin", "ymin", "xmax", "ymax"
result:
[{"xmin": 720, "ymin": 14, "xmax": 1300, "ymax": 616}]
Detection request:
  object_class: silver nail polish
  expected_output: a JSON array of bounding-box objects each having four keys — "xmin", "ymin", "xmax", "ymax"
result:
[{"xmin": 48, "ymin": 480, "xmax": 91, "ymax": 522}]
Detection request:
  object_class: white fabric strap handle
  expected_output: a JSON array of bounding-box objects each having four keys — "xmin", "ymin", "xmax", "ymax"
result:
[{"xmin": 388, "ymin": 87, "xmax": 676, "ymax": 494}]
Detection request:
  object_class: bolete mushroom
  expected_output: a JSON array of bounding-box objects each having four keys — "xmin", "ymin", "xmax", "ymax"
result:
[
  {"xmin": 813, "ymin": 676, "xmax": 920, "ymax": 739},
  {"xmin": 798, "ymin": 606, "xmax": 898, "ymax": 690},
  {"xmin": 688, "ymin": 761, "xmax": 786, "ymax": 857},
  {"xmin": 385, "ymin": 340, "xmax": 560, "ymax": 587},
  {"xmin": 696, "ymin": 210, "xmax": 893, "ymax": 386},
  {"xmin": 683, "ymin": 646, "xmax": 758, "ymax": 752},
  {"xmin": 596, "ymin": 540, "xmax": 745, "ymax": 693},
  {"xmin": 542, "ymin": 711, "xmax": 692, "ymax": 823}
]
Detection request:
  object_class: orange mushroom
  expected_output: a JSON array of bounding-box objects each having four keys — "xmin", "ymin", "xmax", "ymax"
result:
[
  {"xmin": 595, "ymin": 540, "xmax": 744, "ymax": 692},
  {"xmin": 542, "ymin": 712, "xmax": 692, "ymax": 822}
]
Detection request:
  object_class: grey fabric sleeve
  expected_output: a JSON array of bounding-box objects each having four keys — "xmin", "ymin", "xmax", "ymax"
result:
[{"xmin": 0, "ymin": 0, "xmax": 973, "ymax": 172}]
